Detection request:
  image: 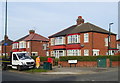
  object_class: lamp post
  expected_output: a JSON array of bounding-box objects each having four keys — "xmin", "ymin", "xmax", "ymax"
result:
[{"xmin": 108, "ymin": 23, "xmax": 114, "ymax": 55}]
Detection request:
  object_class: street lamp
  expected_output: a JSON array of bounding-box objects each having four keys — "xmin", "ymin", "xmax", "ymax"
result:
[{"xmin": 108, "ymin": 23, "xmax": 114, "ymax": 55}]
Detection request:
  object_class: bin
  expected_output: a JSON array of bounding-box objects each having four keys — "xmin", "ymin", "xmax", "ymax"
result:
[{"xmin": 43, "ymin": 62, "xmax": 52, "ymax": 70}]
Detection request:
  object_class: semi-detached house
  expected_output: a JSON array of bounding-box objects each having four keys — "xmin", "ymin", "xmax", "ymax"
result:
[
  {"xmin": 12, "ymin": 30, "xmax": 49, "ymax": 56},
  {"xmin": 48, "ymin": 16, "xmax": 117, "ymax": 58}
]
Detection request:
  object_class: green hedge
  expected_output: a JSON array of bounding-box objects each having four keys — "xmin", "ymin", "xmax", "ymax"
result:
[
  {"xmin": 59, "ymin": 55, "xmax": 119, "ymax": 61},
  {"xmin": 31, "ymin": 56, "xmax": 55, "ymax": 62},
  {"xmin": 110, "ymin": 55, "xmax": 120, "ymax": 61}
]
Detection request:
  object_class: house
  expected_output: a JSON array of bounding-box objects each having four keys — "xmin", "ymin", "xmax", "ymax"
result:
[
  {"xmin": 116, "ymin": 39, "xmax": 120, "ymax": 55},
  {"xmin": 48, "ymin": 16, "xmax": 117, "ymax": 58},
  {"xmin": 12, "ymin": 30, "xmax": 49, "ymax": 56},
  {"xmin": 0, "ymin": 36, "xmax": 13, "ymax": 56}
]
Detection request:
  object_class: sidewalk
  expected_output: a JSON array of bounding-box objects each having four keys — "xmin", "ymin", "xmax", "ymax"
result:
[{"xmin": 37, "ymin": 66, "xmax": 118, "ymax": 75}]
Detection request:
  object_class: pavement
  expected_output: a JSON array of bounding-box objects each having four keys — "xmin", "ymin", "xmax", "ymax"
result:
[{"xmin": 34, "ymin": 66, "xmax": 119, "ymax": 75}]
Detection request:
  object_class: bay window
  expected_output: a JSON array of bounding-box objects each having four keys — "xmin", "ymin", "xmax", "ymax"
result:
[
  {"xmin": 67, "ymin": 50, "xmax": 81, "ymax": 56},
  {"xmin": 12, "ymin": 43, "xmax": 19, "ymax": 49},
  {"xmin": 68, "ymin": 35, "xmax": 80, "ymax": 44},
  {"xmin": 55, "ymin": 37, "xmax": 65, "ymax": 45},
  {"xmin": 52, "ymin": 50, "xmax": 65, "ymax": 58},
  {"xmin": 19, "ymin": 41, "xmax": 26, "ymax": 48}
]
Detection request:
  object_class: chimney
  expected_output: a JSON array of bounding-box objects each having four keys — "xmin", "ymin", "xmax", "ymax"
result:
[
  {"xmin": 29, "ymin": 30, "xmax": 35, "ymax": 34},
  {"xmin": 76, "ymin": 16, "xmax": 84, "ymax": 25}
]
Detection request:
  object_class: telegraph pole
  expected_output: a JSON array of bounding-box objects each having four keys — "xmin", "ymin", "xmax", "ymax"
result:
[{"xmin": 4, "ymin": 0, "xmax": 8, "ymax": 58}]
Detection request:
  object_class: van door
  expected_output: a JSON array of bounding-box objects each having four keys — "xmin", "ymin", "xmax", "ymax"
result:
[{"xmin": 12, "ymin": 54, "xmax": 20, "ymax": 66}]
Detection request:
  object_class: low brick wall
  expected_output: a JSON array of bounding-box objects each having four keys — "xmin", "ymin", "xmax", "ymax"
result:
[
  {"xmin": 111, "ymin": 61, "xmax": 120, "ymax": 67},
  {"xmin": 59, "ymin": 61, "xmax": 120, "ymax": 67},
  {"xmin": 58, "ymin": 61, "xmax": 97, "ymax": 67}
]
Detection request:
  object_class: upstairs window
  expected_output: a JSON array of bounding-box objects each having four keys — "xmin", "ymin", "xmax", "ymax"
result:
[
  {"xmin": 0, "ymin": 46, "xmax": 1, "ymax": 51},
  {"xmin": 50, "ymin": 38, "xmax": 55, "ymax": 46},
  {"xmin": 12, "ymin": 43, "xmax": 19, "ymax": 49},
  {"xmin": 43, "ymin": 44, "xmax": 47, "ymax": 50},
  {"xmin": 55, "ymin": 37, "xmax": 65, "ymax": 45},
  {"xmin": 67, "ymin": 35, "xmax": 80, "ymax": 44},
  {"xmin": 84, "ymin": 33, "xmax": 89, "ymax": 43},
  {"xmin": 19, "ymin": 41, "xmax": 26, "ymax": 48}
]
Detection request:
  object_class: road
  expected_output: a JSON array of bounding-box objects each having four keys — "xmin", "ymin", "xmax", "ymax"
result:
[{"xmin": 1, "ymin": 69, "xmax": 119, "ymax": 82}]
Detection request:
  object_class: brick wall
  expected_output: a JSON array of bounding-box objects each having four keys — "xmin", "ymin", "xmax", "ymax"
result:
[{"xmin": 26, "ymin": 41, "xmax": 48, "ymax": 56}]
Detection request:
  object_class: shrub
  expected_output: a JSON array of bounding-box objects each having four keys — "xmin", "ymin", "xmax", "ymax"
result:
[
  {"xmin": 110, "ymin": 55, "xmax": 120, "ymax": 61},
  {"xmin": 31, "ymin": 56, "xmax": 55, "ymax": 62},
  {"xmin": 59, "ymin": 55, "xmax": 112, "ymax": 61}
]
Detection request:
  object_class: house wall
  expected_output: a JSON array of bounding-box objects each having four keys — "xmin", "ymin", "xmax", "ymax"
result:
[
  {"xmin": 49, "ymin": 32, "xmax": 117, "ymax": 57},
  {"xmin": 1, "ymin": 45, "xmax": 12, "ymax": 56}
]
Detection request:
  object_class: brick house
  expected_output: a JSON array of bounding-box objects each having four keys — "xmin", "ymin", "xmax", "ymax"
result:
[
  {"xmin": 116, "ymin": 39, "xmax": 120, "ymax": 55},
  {"xmin": 12, "ymin": 30, "xmax": 49, "ymax": 56},
  {"xmin": 0, "ymin": 36, "xmax": 13, "ymax": 56},
  {"xmin": 48, "ymin": 16, "xmax": 117, "ymax": 58}
]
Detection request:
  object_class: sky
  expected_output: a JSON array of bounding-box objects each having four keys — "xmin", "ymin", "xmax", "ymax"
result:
[{"xmin": 0, "ymin": 1, "xmax": 119, "ymax": 41}]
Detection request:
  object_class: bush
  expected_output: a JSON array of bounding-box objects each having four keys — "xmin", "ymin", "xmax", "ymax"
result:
[
  {"xmin": 60, "ymin": 56, "xmax": 97, "ymax": 61},
  {"xmin": 59, "ymin": 55, "xmax": 112, "ymax": 61},
  {"xmin": 31, "ymin": 56, "xmax": 55, "ymax": 62},
  {"xmin": 110, "ymin": 55, "xmax": 120, "ymax": 61}
]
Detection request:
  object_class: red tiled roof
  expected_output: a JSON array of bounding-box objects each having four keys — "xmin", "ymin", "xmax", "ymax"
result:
[{"xmin": 24, "ymin": 33, "xmax": 48, "ymax": 42}]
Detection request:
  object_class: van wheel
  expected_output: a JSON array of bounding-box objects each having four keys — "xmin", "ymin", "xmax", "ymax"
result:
[{"xmin": 17, "ymin": 66, "xmax": 22, "ymax": 71}]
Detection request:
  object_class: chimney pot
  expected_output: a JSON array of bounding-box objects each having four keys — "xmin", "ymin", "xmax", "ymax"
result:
[
  {"xmin": 76, "ymin": 16, "xmax": 84, "ymax": 25},
  {"xmin": 29, "ymin": 30, "xmax": 35, "ymax": 34}
]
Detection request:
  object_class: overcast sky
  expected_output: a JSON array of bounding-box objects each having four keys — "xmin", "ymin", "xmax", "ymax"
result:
[{"xmin": 0, "ymin": 1, "xmax": 119, "ymax": 41}]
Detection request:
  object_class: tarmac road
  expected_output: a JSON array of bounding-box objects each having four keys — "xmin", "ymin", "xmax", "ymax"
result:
[{"xmin": 1, "ymin": 67, "xmax": 119, "ymax": 82}]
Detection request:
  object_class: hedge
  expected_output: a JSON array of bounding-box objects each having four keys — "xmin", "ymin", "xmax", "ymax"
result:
[
  {"xmin": 59, "ymin": 55, "xmax": 119, "ymax": 61},
  {"xmin": 31, "ymin": 56, "xmax": 55, "ymax": 62},
  {"xmin": 110, "ymin": 55, "xmax": 120, "ymax": 61}
]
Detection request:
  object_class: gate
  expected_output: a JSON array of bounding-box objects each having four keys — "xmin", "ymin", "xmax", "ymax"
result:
[{"xmin": 97, "ymin": 58, "xmax": 106, "ymax": 67}]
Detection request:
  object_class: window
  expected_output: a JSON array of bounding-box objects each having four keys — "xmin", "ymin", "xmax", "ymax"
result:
[
  {"xmin": 43, "ymin": 44, "xmax": 47, "ymax": 50},
  {"xmin": 31, "ymin": 52, "xmax": 38, "ymax": 56},
  {"xmin": 0, "ymin": 46, "xmax": 1, "ymax": 50},
  {"xmin": 19, "ymin": 41, "xmax": 26, "ymax": 48},
  {"xmin": 105, "ymin": 38, "xmax": 108, "ymax": 46},
  {"xmin": 13, "ymin": 54, "xmax": 18, "ymax": 60},
  {"xmin": 27, "ymin": 42, "xmax": 30, "ymax": 48},
  {"xmin": 84, "ymin": 33, "xmax": 89, "ymax": 43},
  {"xmin": 12, "ymin": 43, "xmax": 18, "ymax": 49},
  {"xmin": 52, "ymin": 50, "xmax": 65, "ymax": 58},
  {"xmin": 67, "ymin": 50, "xmax": 81, "ymax": 56},
  {"xmin": 67, "ymin": 35, "xmax": 80, "ymax": 44},
  {"xmin": 55, "ymin": 37, "xmax": 65, "ymax": 45},
  {"xmin": 84, "ymin": 49, "xmax": 89, "ymax": 56},
  {"xmin": 93, "ymin": 49, "xmax": 100, "ymax": 56},
  {"xmin": 46, "ymin": 51, "xmax": 49, "ymax": 56},
  {"xmin": 51, "ymin": 38, "xmax": 55, "ymax": 46}
]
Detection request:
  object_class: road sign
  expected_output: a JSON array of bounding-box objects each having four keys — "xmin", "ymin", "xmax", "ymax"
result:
[{"xmin": 4, "ymin": 43, "xmax": 8, "ymax": 46}]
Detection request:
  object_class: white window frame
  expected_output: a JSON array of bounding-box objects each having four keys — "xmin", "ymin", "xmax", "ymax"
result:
[
  {"xmin": 84, "ymin": 49, "xmax": 89, "ymax": 56},
  {"xmin": 27, "ymin": 42, "xmax": 30, "ymax": 48},
  {"xmin": 67, "ymin": 50, "xmax": 81, "ymax": 56},
  {"xmin": 67, "ymin": 35, "xmax": 80, "ymax": 44},
  {"xmin": 0, "ymin": 46, "xmax": 1, "ymax": 51},
  {"xmin": 12, "ymin": 43, "xmax": 19, "ymax": 49},
  {"xmin": 50, "ymin": 38, "xmax": 55, "ymax": 46},
  {"xmin": 93, "ymin": 49, "xmax": 100, "ymax": 56},
  {"xmin": 53, "ymin": 50, "xmax": 65, "ymax": 58},
  {"xmin": 55, "ymin": 36, "xmax": 65, "ymax": 45},
  {"xmin": 31, "ymin": 52, "xmax": 38, "ymax": 56},
  {"xmin": 19, "ymin": 41, "xmax": 26, "ymax": 48},
  {"xmin": 84, "ymin": 33, "xmax": 89, "ymax": 43},
  {"xmin": 43, "ymin": 44, "xmax": 47, "ymax": 50}
]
